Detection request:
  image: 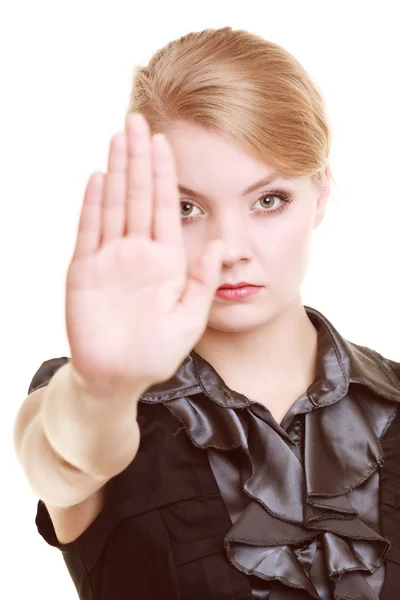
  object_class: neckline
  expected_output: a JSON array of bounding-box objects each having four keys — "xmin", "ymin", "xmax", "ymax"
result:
[
  {"xmin": 140, "ymin": 304, "xmax": 400, "ymax": 409},
  {"xmin": 190, "ymin": 305, "xmax": 350, "ymax": 411}
]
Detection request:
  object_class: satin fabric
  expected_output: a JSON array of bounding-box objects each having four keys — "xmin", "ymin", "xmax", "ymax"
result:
[
  {"xmin": 29, "ymin": 305, "xmax": 400, "ymax": 599},
  {"xmin": 141, "ymin": 305, "xmax": 400, "ymax": 599}
]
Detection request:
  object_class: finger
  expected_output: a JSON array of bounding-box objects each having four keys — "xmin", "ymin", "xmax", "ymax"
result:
[
  {"xmin": 125, "ymin": 113, "xmax": 153, "ymax": 237},
  {"xmin": 179, "ymin": 239, "xmax": 224, "ymax": 320},
  {"xmin": 102, "ymin": 132, "xmax": 128, "ymax": 242},
  {"xmin": 72, "ymin": 172, "xmax": 105, "ymax": 260},
  {"xmin": 152, "ymin": 133, "xmax": 184, "ymax": 249}
]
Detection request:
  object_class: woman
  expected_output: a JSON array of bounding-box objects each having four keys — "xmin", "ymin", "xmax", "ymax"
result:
[{"xmin": 14, "ymin": 26, "xmax": 400, "ymax": 600}]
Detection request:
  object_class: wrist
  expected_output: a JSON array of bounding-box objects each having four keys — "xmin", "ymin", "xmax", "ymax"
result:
[{"xmin": 69, "ymin": 361, "xmax": 150, "ymax": 405}]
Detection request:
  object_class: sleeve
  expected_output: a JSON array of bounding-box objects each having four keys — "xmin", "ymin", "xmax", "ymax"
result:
[{"xmin": 27, "ymin": 356, "xmax": 70, "ymax": 394}]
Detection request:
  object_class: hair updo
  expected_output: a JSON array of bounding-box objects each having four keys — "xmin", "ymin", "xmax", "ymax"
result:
[{"xmin": 126, "ymin": 26, "xmax": 333, "ymax": 188}]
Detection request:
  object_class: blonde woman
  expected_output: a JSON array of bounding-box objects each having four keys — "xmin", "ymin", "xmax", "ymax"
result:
[{"xmin": 14, "ymin": 27, "xmax": 400, "ymax": 600}]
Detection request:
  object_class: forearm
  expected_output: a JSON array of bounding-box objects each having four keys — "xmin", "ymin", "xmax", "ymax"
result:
[
  {"xmin": 19, "ymin": 414, "xmax": 112, "ymax": 507},
  {"xmin": 40, "ymin": 361, "xmax": 143, "ymax": 478},
  {"xmin": 16, "ymin": 361, "xmax": 145, "ymax": 507}
]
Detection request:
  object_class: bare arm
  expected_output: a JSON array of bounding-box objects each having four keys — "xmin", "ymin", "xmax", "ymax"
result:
[{"xmin": 14, "ymin": 361, "xmax": 145, "ymax": 509}]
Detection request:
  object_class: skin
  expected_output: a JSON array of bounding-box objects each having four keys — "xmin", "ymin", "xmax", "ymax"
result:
[
  {"xmin": 163, "ymin": 121, "xmax": 331, "ymax": 422},
  {"xmin": 12, "ymin": 114, "xmax": 332, "ymax": 545}
]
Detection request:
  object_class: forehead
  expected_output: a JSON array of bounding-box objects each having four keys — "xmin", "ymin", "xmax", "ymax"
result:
[
  {"xmin": 164, "ymin": 121, "xmax": 263, "ymax": 168},
  {"xmin": 164, "ymin": 121, "xmax": 311, "ymax": 196},
  {"xmin": 164, "ymin": 121, "xmax": 275, "ymax": 190}
]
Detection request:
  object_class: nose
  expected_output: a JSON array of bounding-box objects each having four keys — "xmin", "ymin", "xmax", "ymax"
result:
[{"xmin": 213, "ymin": 212, "xmax": 251, "ymax": 267}]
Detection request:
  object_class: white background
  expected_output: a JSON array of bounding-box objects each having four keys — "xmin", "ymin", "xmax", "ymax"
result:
[{"xmin": 1, "ymin": 1, "xmax": 399, "ymax": 598}]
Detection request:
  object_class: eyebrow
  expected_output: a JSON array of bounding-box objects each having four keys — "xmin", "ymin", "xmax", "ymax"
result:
[{"xmin": 178, "ymin": 174, "xmax": 285, "ymax": 199}]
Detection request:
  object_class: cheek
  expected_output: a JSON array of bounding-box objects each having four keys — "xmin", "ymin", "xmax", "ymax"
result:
[
  {"xmin": 258, "ymin": 216, "xmax": 313, "ymax": 276},
  {"xmin": 265, "ymin": 216, "xmax": 311, "ymax": 253},
  {"xmin": 284, "ymin": 220, "xmax": 312, "ymax": 253}
]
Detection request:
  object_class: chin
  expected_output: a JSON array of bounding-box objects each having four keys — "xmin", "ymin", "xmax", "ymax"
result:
[{"xmin": 207, "ymin": 305, "xmax": 272, "ymax": 333}]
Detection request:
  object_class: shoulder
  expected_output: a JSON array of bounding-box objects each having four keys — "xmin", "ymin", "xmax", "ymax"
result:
[
  {"xmin": 381, "ymin": 355, "xmax": 400, "ymax": 382},
  {"xmin": 344, "ymin": 338, "xmax": 400, "ymax": 402}
]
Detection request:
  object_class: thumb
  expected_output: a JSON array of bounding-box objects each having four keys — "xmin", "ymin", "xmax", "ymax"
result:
[{"xmin": 178, "ymin": 239, "xmax": 224, "ymax": 320}]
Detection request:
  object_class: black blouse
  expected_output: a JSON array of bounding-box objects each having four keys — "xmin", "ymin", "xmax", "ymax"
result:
[{"xmin": 29, "ymin": 306, "xmax": 400, "ymax": 600}]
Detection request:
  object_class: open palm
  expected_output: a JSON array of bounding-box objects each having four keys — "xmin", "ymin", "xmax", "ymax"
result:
[{"xmin": 66, "ymin": 114, "xmax": 223, "ymax": 394}]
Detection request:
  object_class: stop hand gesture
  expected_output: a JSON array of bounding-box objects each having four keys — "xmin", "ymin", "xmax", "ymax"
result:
[{"xmin": 65, "ymin": 114, "xmax": 223, "ymax": 396}]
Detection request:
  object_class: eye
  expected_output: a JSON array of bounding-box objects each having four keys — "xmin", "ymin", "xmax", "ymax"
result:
[
  {"xmin": 180, "ymin": 201, "xmax": 201, "ymax": 221},
  {"xmin": 180, "ymin": 190, "xmax": 293, "ymax": 224},
  {"xmin": 255, "ymin": 193, "xmax": 282, "ymax": 210},
  {"xmin": 253, "ymin": 191, "xmax": 293, "ymax": 215}
]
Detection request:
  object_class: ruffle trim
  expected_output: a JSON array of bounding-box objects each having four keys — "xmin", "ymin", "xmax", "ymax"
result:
[{"xmin": 164, "ymin": 392, "xmax": 397, "ymax": 600}]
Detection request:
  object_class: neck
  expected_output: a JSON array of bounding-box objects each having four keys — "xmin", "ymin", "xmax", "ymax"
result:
[{"xmin": 193, "ymin": 297, "xmax": 319, "ymax": 398}]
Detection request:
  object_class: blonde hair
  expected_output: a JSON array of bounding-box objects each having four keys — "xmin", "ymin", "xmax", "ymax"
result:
[{"xmin": 126, "ymin": 26, "xmax": 335, "ymax": 189}]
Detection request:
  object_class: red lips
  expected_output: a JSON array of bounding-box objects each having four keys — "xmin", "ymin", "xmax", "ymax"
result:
[{"xmin": 217, "ymin": 282, "xmax": 256, "ymax": 289}]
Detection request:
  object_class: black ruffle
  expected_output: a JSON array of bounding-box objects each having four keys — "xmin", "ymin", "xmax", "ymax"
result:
[
  {"xmin": 140, "ymin": 305, "xmax": 400, "ymax": 599},
  {"xmin": 164, "ymin": 389, "xmax": 397, "ymax": 599}
]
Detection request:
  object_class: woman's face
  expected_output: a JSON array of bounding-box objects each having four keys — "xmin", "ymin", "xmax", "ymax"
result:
[{"xmin": 163, "ymin": 121, "xmax": 330, "ymax": 333}]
